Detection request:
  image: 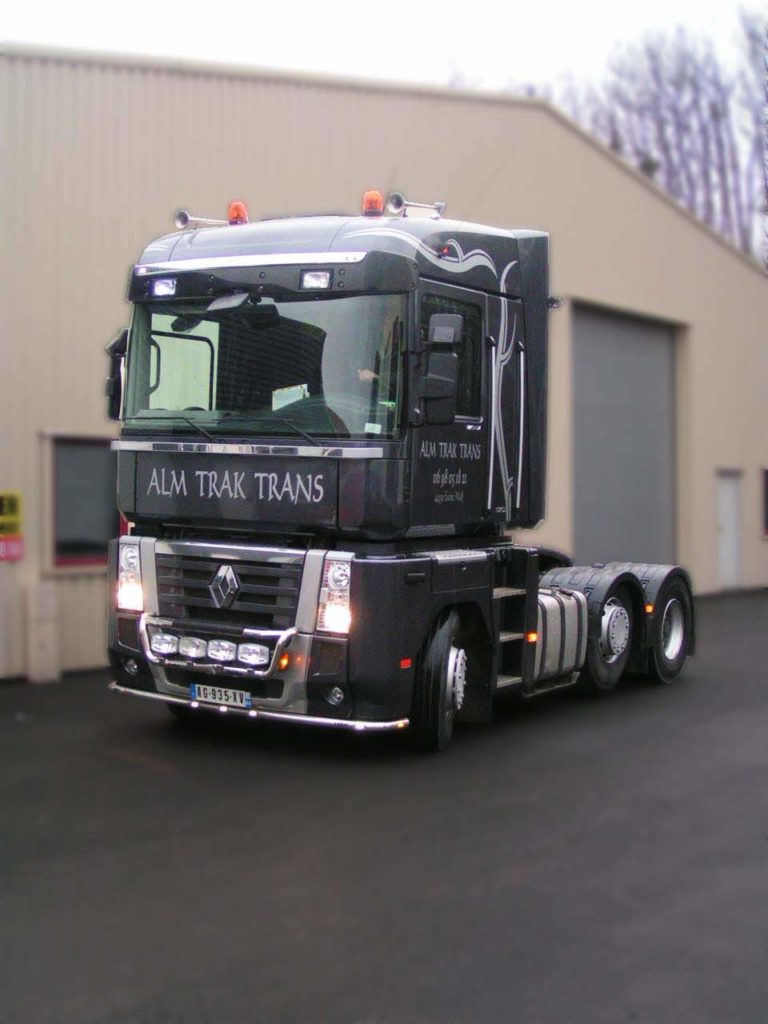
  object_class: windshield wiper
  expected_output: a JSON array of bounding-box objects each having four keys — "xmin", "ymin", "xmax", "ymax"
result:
[
  {"xmin": 219, "ymin": 413, "xmax": 322, "ymax": 446},
  {"xmin": 133, "ymin": 414, "xmax": 216, "ymax": 442}
]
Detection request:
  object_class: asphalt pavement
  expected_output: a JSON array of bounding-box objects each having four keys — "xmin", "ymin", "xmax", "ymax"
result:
[{"xmin": 1, "ymin": 592, "xmax": 766, "ymax": 1024}]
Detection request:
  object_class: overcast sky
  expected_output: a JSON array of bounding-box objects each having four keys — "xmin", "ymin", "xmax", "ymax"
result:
[{"xmin": 2, "ymin": 0, "xmax": 755, "ymax": 90}]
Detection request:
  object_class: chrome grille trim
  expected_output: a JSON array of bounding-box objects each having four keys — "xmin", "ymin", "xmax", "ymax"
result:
[
  {"xmin": 153, "ymin": 541, "xmax": 304, "ymax": 630},
  {"xmin": 112, "ymin": 441, "xmax": 384, "ymax": 458}
]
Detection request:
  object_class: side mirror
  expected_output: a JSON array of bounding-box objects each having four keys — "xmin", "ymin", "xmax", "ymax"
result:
[
  {"xmin": 421, "ymin": 350, "xmax": 458, "ymax": 425},
  {"xmin": 428, "ymin": 312, "xmax": 463, "ymax": 345},
  {"xmin": 105, "ymin": 328, "xmax": 128, "ymax": 421}
]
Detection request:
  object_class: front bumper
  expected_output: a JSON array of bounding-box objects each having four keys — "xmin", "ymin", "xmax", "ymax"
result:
[{"xmin": 109, "ymin": 681, "xmax": 410, "ymax": 733}]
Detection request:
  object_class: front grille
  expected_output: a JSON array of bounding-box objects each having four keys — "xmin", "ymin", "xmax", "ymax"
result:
[{"xmin": 156, "ymin": 549, "xmax": 304, "ymax": 630}]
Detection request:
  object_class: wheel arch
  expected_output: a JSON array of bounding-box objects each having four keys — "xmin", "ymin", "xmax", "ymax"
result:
[
  {"xmin": 417, "ymin": 599, "xmax": 494, "ymax": 724},
  {"xmin": 604, "ymin": 562, "xmax": 696, "ymax": 658}
]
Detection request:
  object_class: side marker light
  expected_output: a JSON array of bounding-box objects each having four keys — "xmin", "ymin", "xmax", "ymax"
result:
[
  {"xmin": 645, "ymin": 604, "xmax": 654, "ymax": 615},
  {"xmin": 526, "ymin": 632, "xmax": 538, "ymax": 644},
  {"xmin": 278, "ymin": 653, "xmax": 290, "ymax": 671},
  {"xmin": 301, "ymin": 270, "xmax": 331, "ymax": 289}
]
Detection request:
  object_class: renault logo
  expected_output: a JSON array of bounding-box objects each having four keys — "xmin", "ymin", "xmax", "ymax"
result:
[{"xmin": 210, "ymin": 564, "xmax": 240, "ymax": 609}]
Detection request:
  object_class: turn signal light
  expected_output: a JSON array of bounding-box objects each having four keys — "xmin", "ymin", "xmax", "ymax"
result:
[
  {"xmin": 645, "ymin": 604, "xmax": 655, "ymax": 615},
  {"xmin": 526, "ymin": 632, "xmax": 538, "ymax": 643},
  {"xmin": 278, "ymin": 653, "xmax": 290, "ymax": 671}
]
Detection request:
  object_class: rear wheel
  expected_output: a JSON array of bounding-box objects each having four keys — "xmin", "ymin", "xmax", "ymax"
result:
[
  {"xmin": 410, "ymin": 610, "xmax": 466, "ymax": 753},
  {"xmin": 648, "ymin": 578, "xmax": 692, "ymax": 683},
  {"xmin": 579, "ymin": 585, "xmax": 634, "ymax": 693}
]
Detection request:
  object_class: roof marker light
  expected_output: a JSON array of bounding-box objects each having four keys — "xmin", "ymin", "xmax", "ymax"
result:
[
  {"xmin": 153, "ymin": 278, "xmax": 176, "ymax": 297},
  {"xmin": 228, "ymin": 200, "xmax": 249, "ymax": 225},
  {"xmin": 362, "ymin": 190, "xmax": 384, "ymax": 216},
  {"xmin": 301, "ymin": 270, "xmax": 331, "ymax": 289}
]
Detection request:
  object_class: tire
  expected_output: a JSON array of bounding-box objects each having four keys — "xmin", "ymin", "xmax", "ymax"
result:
[
  {"xmin": 410, "ymin": 610, "xmax": 467, "ymax": 753},
  {"xmin": 579, "ymin": 584, "xmax": 634, "ymax": 693},
  {"xmin": 648, "ymin": 578, "xmax": 692, "ymax": 684}
]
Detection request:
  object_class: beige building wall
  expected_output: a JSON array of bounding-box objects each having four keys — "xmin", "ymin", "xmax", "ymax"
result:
[{"xmin": 1, "ymin": 45, "xmax": 766, "ymax": 678}]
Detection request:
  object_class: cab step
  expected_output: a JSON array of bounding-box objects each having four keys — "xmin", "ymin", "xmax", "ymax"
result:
[
  {"xmin": 520, "ymin": 671, "xmax": 581, "ymax": 699},
  {"xmin": 493, "ymin": 587, "xmax": 526, "ymax": 599},
  {"xmin": 496, "ymin": 674, "xmax": 522, "ymax": 689}
]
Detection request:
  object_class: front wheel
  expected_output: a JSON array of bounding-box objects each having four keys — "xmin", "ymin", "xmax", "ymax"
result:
[{"xmin": 410, "ymin": 611, "xmax": 467, "ymax": 753}]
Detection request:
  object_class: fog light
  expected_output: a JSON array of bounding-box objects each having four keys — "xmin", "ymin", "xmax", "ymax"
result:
[
  {"xmin": 207, "ymin": 639, "xmax": 236, "ymax": 662},
  {"xmin": 238, "ymin": 643, "xmax": 270, "ymax": 667},
  {"xmin": 123, "ymin": 658, "xmax": 139, "ymax": 676},
  {"xmin": 150, "ymin": 633, "xmax": 178, "ymax": 655},
  {"xmin": 325, "ymin": 686, "xmax": 345, "ymax": 706},
  {"xmin": 179, "ymin": 637, "xmax": 207, "ymax": 659}
]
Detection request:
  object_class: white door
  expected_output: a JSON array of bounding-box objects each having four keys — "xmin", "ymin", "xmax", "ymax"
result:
[{"xmin": 717, "ymin": 471, "xmax": 742, "ymax": 589}]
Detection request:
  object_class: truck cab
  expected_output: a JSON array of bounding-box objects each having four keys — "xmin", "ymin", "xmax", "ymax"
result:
[{"xmin": 107, "ymin": 193, "xmax": 693, "ymax": 751}]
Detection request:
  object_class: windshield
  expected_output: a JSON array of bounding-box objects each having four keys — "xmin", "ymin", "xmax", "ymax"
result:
[{"xmin": 123, "ymin": 292, "xmax": 406, "ymax": 440}]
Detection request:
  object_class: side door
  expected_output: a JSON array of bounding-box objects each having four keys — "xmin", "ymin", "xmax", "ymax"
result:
[{"xmin": 409, "ymin": 282, "xmax": 489, "ymax": 529}]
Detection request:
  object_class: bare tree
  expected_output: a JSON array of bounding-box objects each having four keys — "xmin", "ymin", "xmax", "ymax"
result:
[{"xmin": 507, "ymin": 15, "xmax": 767, "ymax": 262}]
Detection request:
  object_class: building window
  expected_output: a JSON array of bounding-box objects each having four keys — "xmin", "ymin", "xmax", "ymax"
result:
[
  {"xmin": 420, "ymin": 292, "xmax": 483, "ymax": 418},
  {"xmin": 53, "ymin": 438, "xmax": 119, "ymax": 567}
]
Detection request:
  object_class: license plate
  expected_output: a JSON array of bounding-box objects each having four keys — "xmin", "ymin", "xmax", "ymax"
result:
[{"xmin": 190, "ymin": 683, "xmax": 252, "ymax": 709}]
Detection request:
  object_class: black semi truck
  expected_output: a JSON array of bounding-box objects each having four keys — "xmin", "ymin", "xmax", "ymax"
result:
[{"xmin": 106, "ymin": 190, "xmax": 694, "ymax": 751}]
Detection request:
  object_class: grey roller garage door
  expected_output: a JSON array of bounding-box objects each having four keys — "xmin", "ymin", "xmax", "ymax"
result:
[{"xmin": 572, "ymin": 304, "xmax": 676, "ymax": 565}]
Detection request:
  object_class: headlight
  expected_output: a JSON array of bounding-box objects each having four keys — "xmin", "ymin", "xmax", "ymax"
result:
[
  {"xmin": 119, "ymin": 544, "xmax": 140, "ymax": 572},
  {"xmin": 117, "ymin": 541, "xmax": 144, "ymax": 611},
  {"xmin": 317, "ymin": 554, "xmax": 352, "ymax": 634},
  {"xmin": 328, "ymin": 561, "xmax": 351, "ymax": 589}
]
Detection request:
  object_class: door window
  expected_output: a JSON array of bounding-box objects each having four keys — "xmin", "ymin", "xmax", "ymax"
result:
[{"xmin": 420, "ymin": 293, "xmax": 483, "ymax": 418}]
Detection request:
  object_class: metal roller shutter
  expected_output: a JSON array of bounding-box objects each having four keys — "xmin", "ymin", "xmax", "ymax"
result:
[{"xmin": 572, "ymin": 304, "xmax": 676, "ymax": 565}]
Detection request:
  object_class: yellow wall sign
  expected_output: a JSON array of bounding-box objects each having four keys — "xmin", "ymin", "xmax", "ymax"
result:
[{"xmin": 0, "ymin": 491, "xmax": 23, "ymax": 561}]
